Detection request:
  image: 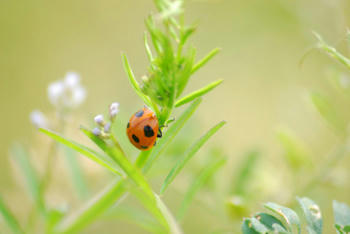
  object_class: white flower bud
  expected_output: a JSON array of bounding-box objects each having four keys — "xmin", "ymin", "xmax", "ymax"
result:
[
  {"xmin": 71, "ymin": 86, "xmax": 86, "ymax": 107},
  {"xmin": 48, "ymin": 81, "xmax": 65, "ymax": 106},
  {"xmin": 64, "ymin": 71, "xmax": 80, "ymax": 88},
  {"xmin": 92, "ymin": 127, "xmax": 101, "ymax": 136},
  {"xmin": 104, "ymin": 122, "xmax": 111, "ymax": 133},
  {"xmin": 94, "ymin": 114, "xmax": 105, "ymax": 126},
  {"xmin": 30, "ymin": 110, "xmax": 48, "ymax": 129},
  {"xmin": 109, "ymin": 102, "xmax": 119, "ymax": 119}
]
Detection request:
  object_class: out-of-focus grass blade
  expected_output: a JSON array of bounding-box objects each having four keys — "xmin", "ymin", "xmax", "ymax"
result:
[
  {"xmin": 0, "ymin": 196, "xmax": 24, "ymax": 234},
  {"xmin": 333, "ymin": 200, "xmax": 350, "ymax": 233},
  {"xmin": 276, "ymin": 128, "xmax": 312, "ymax": 170},
  {"xmin": 55, "ymin": 179, "xmax": 128, "ymax": 234},
  {"xmin": 81, "ymin": 128, "xmax": 170, "ymax": 230},
  {"xmin": 297, "ymin": 197, "xmax": 322, "ymax": 234},
  {"xmin": 175, "ymin": 79, "xmax": 223, "ymax": 107},
  {"xmin": 155, "ymin": 194, "xmax": 183, "ymax": 234},
  {"xmin": 160, "ymin": 121, "xmax": 226, "ymax": 194},
  {"xmin": 122, "ymin": 53, "xmax": 152, "ymax": 107},
  {"xmin": 309, "ymin": 92, "xmax": 345, "ymax": 134},
  {"xmin": 62, "ymin": 146, "xmax": 89, "ymax": 200},
  {"xmin": 144, "ymin": 32, "xmax": 154, "ymax": 62},
  {"xmin": 103, "ymin": 205, "xmax": 162, "ymax": 233},
  {"xmin": 264, "ymin": 202, "xmax": 301, "ymax": 234},
  {"xmin": 191, "ymin": 48, "xmax": 220, "ymax": 74},
  {"xmin": 143, "ymin": 98, "xmax": 202, "ymax": 172},
  {"xmin": 10, "ymin": 143, "xmax": 46, "ymax": 216},
  {"xmin": 39, "ymin": 128, "xmax": 122, "ymax": 176},
  {"xmin": 231, "ymin": 150, "xmax": 260, "ymax": 196},
  {"xmin": 314, "ymin": 32, "xmax": 350, "ymax": 70},
  {"xmin": 177, "ymin": 158, "xmax": 226, "ymax": 220}
]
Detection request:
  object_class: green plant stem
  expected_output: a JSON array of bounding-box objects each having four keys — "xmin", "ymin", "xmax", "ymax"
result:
[{"xmin": 55, "ymin": 179, "xmax": 129, "ymax": 233}]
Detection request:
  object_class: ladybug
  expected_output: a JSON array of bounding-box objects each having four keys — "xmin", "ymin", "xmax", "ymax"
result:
[{"xmin": 126, "ymin": 106, "xmax": 162, "ymax": 151}]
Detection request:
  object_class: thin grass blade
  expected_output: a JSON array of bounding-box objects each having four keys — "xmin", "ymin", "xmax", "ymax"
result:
[
  {"xmin": 175, "ymin": 79, "xmax": 223, "ymax": 107},
  {"xmin": 55, "ymin": 179, "xmax": 128, "ymax": 234},
  {"xmin": 39, "ymin": 128, "xmax": 122, "ymax": 176},
  {"xmin": 0, "ymin": 196, "xmax": 24, "ymax": 234},
  {"xmin": 191, "ymin": 48, "xmax": 220, "ymax": 74},
  {"xmin": 143, "ymin": 98, "xmax": 202, "ymax": 172},
  {"xmin": 10, "ymin": 143, "xmax": 46, "ymax": 216},
  {"xmin": 121, "ymin": 53, "xmax": 152, "ymax": 107},
  {"xmin": 155, "ymin": 194, "xmax": 183, "ymax": 234},
  {"xmin": 62, "ymin": 146, "xmax": 89, "ymax": 200},
  {"xmin": 160, "ymin": 121, "xmax": 226, "ymax": 194},
  {"xmin": 81, "ymin": 127, "xmax": 170, "ymax": 229},
  {"xmin": 177, "ymin": 158, "xmax": 226, "ymax": 220}
]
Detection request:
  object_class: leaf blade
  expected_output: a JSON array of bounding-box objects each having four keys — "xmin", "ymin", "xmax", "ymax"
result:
[
  {"xmin": 175, "ymin": 79, "xmax": 223, "ymax": 107},
  {"xmin": 191, "ymin": 48, "xmax": 220, "ymax": 74},
  {"xmin": 177, "ymin": 158, "xmax": 226, "ymax": 220},
  {"xmin": 160, "ymin": 120, "xmax": 226, "ymax": 194},
  {"xmin": 297, "ymin": 197, "xmax": 322, "ymax": 234},
  {"xmin": 39, "ymin": 128, "xmax": 122, "ymax": 176},
  {"xmin": 143, "ymin": 98, "xmax": 202, "ymax": 172},
  {"xmin": 0, "ymin": 196, "xmax": 24, "ymax": 234}
]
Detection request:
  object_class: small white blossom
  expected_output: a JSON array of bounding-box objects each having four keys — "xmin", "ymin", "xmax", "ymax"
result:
[
  {"xmin": 92, "ymin": 127, "xmax": 101, "ymax": 136},
  {"xmin": 47, "ymin": 71, "xmax": 86, "ymax": 110},
  {"xmin": 104, "ymin": 122, "xmax": 111, "ymax": 133},
  {"xmin": 109, "ymin": 102, "xmax": 119, "ymax": 119},
  {"xmin": 30, "ymin": 110, "xmax": 48, "ymax": 128},
  {"xmin": 94, "ymin": 114, "xmax": 105, "ymax": 126},
  {"xmin": 48, "ymin": 81, "xmax": 65, "ymax": 106},
  {"xmin": 64, "ymin": 71, "xmax": 80, "ymax": 88}
]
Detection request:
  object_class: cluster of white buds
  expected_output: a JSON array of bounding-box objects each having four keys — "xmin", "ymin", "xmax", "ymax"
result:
[
  {"xmin": 92, "ymin": 102, "xmax": 119, "ymax": 137},
  {"xmin": 29, "ymin": 71, "xmax": 86, "ymax": 129},
  {"xmin": 47, "ymin": 71, "xmax": 86, "ymax": 110}
]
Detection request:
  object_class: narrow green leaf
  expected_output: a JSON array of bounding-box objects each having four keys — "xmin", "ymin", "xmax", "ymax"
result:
[
  {"xmin": 155, "ymin": 194, "xmax": 183, "ymax": 234},
  {"xmin": 144, "ymin": 32, "xmax": 154, "ymax": 62},
  {"xmin": 241, "ymin": 219, "xmax": 260, "ymax": 234},
  {"xmin": 191, "ymin": 48, "xmax": 220, "ymax": 74},
  {"xmin": 10, "ymin": 143, "xmax": 45, "ymax": 215},
  {"xmin": 276, "ymin": 127, "xmax": 312, "ymax": 170},
  {"xmin": 160, "ymin": 121, "xmax": 226, "ymax": 194},
  {"xmin": 103, "ymin": 205, "xmax": 162, "ymax": 233},
  {"xmin": 175, "ymin": 79, "xmax": 223, "ymax": 107},
  {"xmin": 264, "ymin": 202, "xmax": 301, "ymax": 234},
  {"xmin": 297, "ymin": 197, "xmax": 322, "ymax": 234},
  {"xmin": 55, "ymin": 179, "xmax": 128, "ymax": 234},
  {"xmin": 309, "ymin": 92, "xmax": 345, "ymax": 133},
  {"xmin": 121, "ymin": 53, "xmax": 152, "ymax": 107},
  {"xmin": 144, "ymin": 98, "xmax": 202, "ymax": 172},
  {"xmin": 333, "ymin": 200, "xmax": 350, "ymax": 231},
  {"xmin": 177, "ymin": 158, "xmax": 226, "ymax": 220},
  {"xmin": 0, "ymin": 196, "xmax": 24, "ymax": 234},
  {"xmin": 62, "ymin": 146, "xmax": 89, "ymax": 200},
  {"xmin": 254, "ymin": 213, "xmax": 287, "ymax": 232},
  {"xmin": 232, "ymin": 150, "xmax": 260, "ymax": 196},
  {"xmin": 81, "ymin": 128, "xmax": 170, "ymax": 229},
  {"xmin": 39, "ymin": 128, "xmax": 122, "ymax": 176},
  {"xmin": 314, "ymin": 32, "xmax": 350, "ymax": 70}
]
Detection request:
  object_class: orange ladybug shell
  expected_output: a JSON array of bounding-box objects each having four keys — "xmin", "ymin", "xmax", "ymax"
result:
[{"xmin": 126, "ymin": 107, "xmax": 159, "ymax": 151}]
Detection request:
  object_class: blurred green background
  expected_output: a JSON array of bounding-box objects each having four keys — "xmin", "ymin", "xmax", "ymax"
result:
[{"xmin": 1, "ymin": 0, "xmax": 350, "ymax": 233}]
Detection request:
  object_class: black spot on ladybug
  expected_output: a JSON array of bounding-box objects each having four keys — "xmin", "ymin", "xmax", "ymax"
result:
[
  {"xmin": 127, "ymin": 122, "xmax": 130, "ymax": 128},
  {"xmin": 132, "ymin": 134, "xmax": 140, "ymax": 143},
  {"xmin": 141, "ymin": 145, "xmax": 148, "ymax": 149},
  {"xmin": 135, "ymin": 110, "xmax": 144, "ymax": 117},
  {"xmin": 144, "ymin": 125, "xmax": 154, "ymax": 137}
]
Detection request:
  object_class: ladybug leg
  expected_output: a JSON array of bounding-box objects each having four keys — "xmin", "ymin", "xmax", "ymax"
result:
[{"xmin": 157, "ymin": 128, "xmax": 162, "ymax": 138}]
